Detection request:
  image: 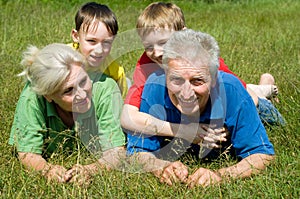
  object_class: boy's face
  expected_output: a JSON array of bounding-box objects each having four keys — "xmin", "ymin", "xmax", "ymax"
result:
[
  {"xmin": 72, "ymin": 21, "xmax": 114, "ymax": 69},
  {"xmin": 141, "ymin": 28, "xmax": 174, "ymax": 65}
]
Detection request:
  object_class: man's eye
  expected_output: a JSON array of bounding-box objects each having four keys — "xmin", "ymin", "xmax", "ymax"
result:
[
  {"xmin": 170, "ymin": 77, "xmax": 184, "ymax": 85},
  {"xmin": 191, "ymin": 79, "xmax": 205, "ymax": 86}
]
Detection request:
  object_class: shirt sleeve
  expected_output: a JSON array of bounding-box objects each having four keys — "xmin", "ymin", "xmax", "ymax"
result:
[
  {"xmin": 124, "ymin": 65, "xmax": 145, "ymax": 107},
  {"xmin": 92, "ymin": 77, "xmax": 126, "ymax": 151},
  {"xmin": 103, "ymin": 58, "xmax": 128, "ymax": 99},
  {"xmin": 218, "ymin": 57, "xmax": 247, "ymax": 88},
  {"xmin": 223, "ymin": 80, "xmax": 275, "ymax": 159},
  {"xmin": 126, "ymin": 73, "xmax": 166, "ymax": 155},
  {"xmin": 9, "ymin": 86, "xmax": 46, "ymax": 154}
]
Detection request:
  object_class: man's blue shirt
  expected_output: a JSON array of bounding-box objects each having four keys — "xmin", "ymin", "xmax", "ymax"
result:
[{"xmin": 127, "ymin": 69, "xmax": 275, "ymax": 159}]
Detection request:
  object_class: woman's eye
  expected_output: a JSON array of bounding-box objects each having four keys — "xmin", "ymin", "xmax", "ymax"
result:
[
  {"xmin": 63, "ymin": 87, "xmax": 73, "ymax": 95},
  {"xmin": 79, "ymin": 78, "xmax": 87, "ymax": 87}
]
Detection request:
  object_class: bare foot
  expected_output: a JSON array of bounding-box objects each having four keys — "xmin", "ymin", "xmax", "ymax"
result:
[
  {"xmin": 246, "ymin": 73, "xmax": 279, "ymax": 102},
  {"xmin": 259, "ymin": 73, "xmax": 275, "ymax": 85}
]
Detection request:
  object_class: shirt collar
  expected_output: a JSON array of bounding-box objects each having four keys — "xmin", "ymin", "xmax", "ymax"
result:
[{"xmin": 45, "ymin": 98, "xmax": 95, "ymax": 122}]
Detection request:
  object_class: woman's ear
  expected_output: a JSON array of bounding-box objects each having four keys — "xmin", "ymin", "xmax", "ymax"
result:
[
  {"xmin": 71, "ymin": 29, "xmax": 79, "ymax": 43},
  {"xmin": 44, "ymin": 95, "xmax": 53, "ymax": 103}
]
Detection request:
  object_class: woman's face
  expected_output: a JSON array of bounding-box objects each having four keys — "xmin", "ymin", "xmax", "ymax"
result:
[{"xmin": 45, "ymin": 62, "xmax": 92, "ymax": 114}]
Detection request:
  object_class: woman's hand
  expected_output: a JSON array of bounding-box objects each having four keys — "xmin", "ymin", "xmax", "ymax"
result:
[
  {"xmin": 42, "ymin": 164, "xmax": 71, "ymax": 183},
  {"xmin": 65, "ymin": 164, "xmax": 92, "ymax": 186}
]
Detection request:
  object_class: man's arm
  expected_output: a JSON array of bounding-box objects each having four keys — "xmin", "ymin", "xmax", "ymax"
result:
[
  {"xmin": 187, "ymin": 153, "xmax": 274, "ymax": 187},
  {"xmin": 129, "ymin": 152, "xmax": 189, "ymax": 186}
]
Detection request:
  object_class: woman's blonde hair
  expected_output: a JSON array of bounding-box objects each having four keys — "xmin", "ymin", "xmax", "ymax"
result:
[
  {"xmin": 19, "ymin": 43, "xmax": 84, "ymax": 96},
  {"xmin": 136, "ymin": 2, "xmax": 185, "ymax": 37}
]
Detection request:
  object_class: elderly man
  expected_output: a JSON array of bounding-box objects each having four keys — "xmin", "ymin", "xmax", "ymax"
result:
[{"xmin": 127, "ymin": 29, "xmax": 275, "ymax": 187}]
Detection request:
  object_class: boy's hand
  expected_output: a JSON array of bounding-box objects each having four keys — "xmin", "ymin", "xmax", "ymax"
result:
[{"xmin": 197, "ymin": 125, "xmax": 228, "ymax": 148}]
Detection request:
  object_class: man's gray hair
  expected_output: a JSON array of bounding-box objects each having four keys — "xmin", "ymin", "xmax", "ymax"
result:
[
  {"xmin": 19, "ymin": 43, "xmax": 84, "ymax": 96},
  {"xmin": 162, "ymin": 29, "xmax": 220, "ymax": 80}
]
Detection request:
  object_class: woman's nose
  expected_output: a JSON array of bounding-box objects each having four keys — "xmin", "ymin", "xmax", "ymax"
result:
[{"xmin": 76, "ymin": 88, "xmax": 87, "ymax": 99}]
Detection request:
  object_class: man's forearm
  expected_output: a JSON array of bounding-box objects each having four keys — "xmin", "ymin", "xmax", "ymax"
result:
[
  {"xmin": 218, "ymin": 153, "xmax": 274, "ymax": 179},
  {"xmin": 129, "ymin": 152, "xmax": 171, "ymax": 174}
]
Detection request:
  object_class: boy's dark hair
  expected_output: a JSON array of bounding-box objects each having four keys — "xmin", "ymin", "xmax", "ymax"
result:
[{"xmin": 75, "ymin": 2, "xmax": 118, "ymax": 35}]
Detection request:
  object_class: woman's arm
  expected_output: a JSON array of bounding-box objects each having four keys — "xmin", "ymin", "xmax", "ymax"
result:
[{"xmin": 18, "ymin": 152, "xmax": 71, "ymax": 182}]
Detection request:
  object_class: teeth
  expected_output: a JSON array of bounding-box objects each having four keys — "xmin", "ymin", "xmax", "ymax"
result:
[{"xmin": 179, "ymin": 98, "xmax": 196, "ymax": 103}]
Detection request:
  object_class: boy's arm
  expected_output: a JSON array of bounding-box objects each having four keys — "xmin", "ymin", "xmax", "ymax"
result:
[{"xmin": 121, "ymin": 104, "xmax": 226, "ymax": 146}]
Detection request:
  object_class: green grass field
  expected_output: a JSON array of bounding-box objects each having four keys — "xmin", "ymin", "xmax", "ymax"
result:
[{"xmin": 0, "ymin": 0, "xmax": 299, "ymax": 198}]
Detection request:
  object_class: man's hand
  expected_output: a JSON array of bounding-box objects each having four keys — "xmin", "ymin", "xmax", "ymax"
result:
[
  {"xmin": 187, "ymin": 168, "xmax": 222, "ymax": 188},
  {"xmin": 153, "ymin": 161, "xmax": 188, "ymax": 186}
]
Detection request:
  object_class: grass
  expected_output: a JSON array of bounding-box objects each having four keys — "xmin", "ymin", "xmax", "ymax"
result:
[{"xmin": 0, "ymin": 0, "xmax": 299, "ymax": 198}]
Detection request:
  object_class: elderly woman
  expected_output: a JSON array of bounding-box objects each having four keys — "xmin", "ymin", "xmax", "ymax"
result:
[{"xmin": 9, "ymin": 43, "xmax": 126, "ymax": 184}]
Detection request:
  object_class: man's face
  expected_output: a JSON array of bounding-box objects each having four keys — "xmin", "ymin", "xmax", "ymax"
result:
[
  {"xmin": 73, "ymin": 20, "xmax": 114, "ymax": 69},
  {"xmin": 166, "ymin": 58, "xmax": 212, "ymax": 116},
  {"xmin": 141, "ymin": 28, "xmax": 174, "ymax": 65},
  {"xmin": 45, "ymin": 63, "xmax": 92, "ymax": 114}
]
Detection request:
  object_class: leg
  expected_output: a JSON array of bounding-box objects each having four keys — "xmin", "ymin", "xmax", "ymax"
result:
[{"xmin": 247, "ymin": 73, "xmax": 278, "ymax": 100}]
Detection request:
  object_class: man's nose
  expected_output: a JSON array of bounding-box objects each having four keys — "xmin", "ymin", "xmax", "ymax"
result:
[{"xmin": 181, "ymin": 81, "xmax": 195, "ymax": 99}]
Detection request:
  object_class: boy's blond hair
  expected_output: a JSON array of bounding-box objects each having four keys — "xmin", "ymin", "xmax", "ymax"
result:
[{"xmin": 136, "ymin": 2, "xmax": 185, "ymax": 37}]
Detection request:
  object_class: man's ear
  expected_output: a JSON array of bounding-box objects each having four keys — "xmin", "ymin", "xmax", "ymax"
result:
[
  {"xmin": 71, "ymin": 29, "xmax": 79, "ymax": 43},
  {"xmin": 182, "ymin": 26, "xmax": 187, "ymax": 30},
  {"xmin": 44, "ymin": 95, "xmax": 53, "ymax": 103}
]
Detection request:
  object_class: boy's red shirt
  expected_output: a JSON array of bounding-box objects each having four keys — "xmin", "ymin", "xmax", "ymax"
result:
[{"xmin": 124, "ymin": 52, "xmax": 246, "ymax": 108}]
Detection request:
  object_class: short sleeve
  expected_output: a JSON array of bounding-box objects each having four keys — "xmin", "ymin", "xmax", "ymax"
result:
[
  {"xmin": 9, "ymin": 86, "xmax": 46, "ymax": 154},
  {"xmin": 92, "ymin": 77, "xmax": 126, "ymax": 151}
]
